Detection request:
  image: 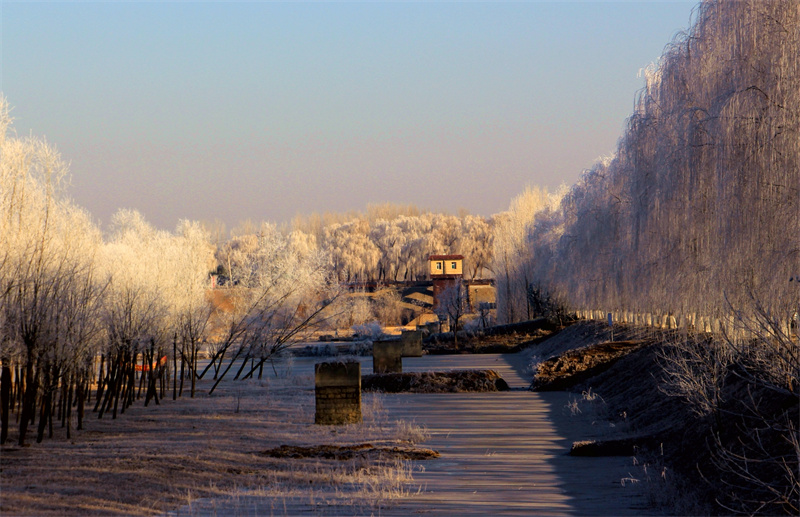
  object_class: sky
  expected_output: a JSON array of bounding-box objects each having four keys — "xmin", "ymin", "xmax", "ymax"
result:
[{"xmin": 1, "ymin": 1, "xmax": 697, "ymax": 231}]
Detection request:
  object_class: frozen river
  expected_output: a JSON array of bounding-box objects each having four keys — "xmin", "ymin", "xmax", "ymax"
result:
[
  {"xmin": 180, "ymin": 351, "xmax": 650, "ymax": 515},
  {"xmin": 299, "ymin": 352, "xmax": 649, "ymax": 516}
]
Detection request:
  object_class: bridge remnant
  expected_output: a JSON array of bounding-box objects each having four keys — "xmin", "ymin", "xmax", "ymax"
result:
[
  {"xmin": 400, "ymin": 330, "xmax": 423, "ymax": 357},
  {"xmin": 372, "ymin": 340, "xmax": 404, "ymax": 374},
  {"xmin": 314, "ymin": 361, "xmax": 362, "ymax": 425}
]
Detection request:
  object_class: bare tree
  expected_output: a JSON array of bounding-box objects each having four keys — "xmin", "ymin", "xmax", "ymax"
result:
[
  {"xmin": 201, "ymin": 224, "xmax": 340, "ymax": 392},
  {"xmin": 434, "ymin": 281, "xmax": 468, "ymax": 347}
]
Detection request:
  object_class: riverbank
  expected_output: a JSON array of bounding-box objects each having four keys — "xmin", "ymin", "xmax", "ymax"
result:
[
  {"xmin": 1, "ymin": 325, "xmax": 666, "ymax": 516},
  {"xmin": 0, "ymin": 367, "xmax": 427, "ymax": 516}
]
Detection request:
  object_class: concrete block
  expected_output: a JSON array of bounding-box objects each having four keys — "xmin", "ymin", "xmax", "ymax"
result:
[
  {"xmin": 400, "ymin": 330, "xmax": 423, "ymax": 357},
  {"xmin": 315, "ymin": 361, "xmax": 361, "ymax": 425},
  {"xmin": 372, "ymin": 340, "xmax": 403, "ymax": 374},
  {"xmin": 425, "ymin": 321, "xmax": 440, "ymax": 334}
]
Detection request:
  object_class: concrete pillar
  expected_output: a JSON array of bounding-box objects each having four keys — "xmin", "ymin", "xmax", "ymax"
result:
[
  {"xmin": 425, "ymin": 321, "xmax": 440, "ymax": 335},
  {"xmin": 400, "ymin": 330, "xmax": 423, "ymax": 357},
  {"xmin": 372, "ymin": 340, "xmax": 404, "ymax": 374},
  {"xmin": 314, "ymin": 361, "xmax": 361, "ymax": 425}
]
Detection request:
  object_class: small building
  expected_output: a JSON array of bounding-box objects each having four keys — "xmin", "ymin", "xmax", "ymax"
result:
[
  {"xmin": 429, "ymin": 254, "xmax": 464, "ymax": 277},
  {"xmin": 467, "ymin": 280, "xmax": 496, "ymax": 311},
  {"xmin": 429, "ymin": 254, "xmax": 464, "ymax": 309}
]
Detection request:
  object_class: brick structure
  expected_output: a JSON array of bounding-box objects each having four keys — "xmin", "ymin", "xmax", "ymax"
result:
[
  {"xmin": 372, "ymin": 340, "xmax": 404, "ymax": 374},
  {"xmin": 400, "ymin": 330, "xmax": 423, "ymax": 357},
  {"xmin": 429, "ymin": 254, "xmax": 464, "ymax": 310},
  {"xmin": 314, "ymin": 361, "xmax": 362, "ymax": 425}
]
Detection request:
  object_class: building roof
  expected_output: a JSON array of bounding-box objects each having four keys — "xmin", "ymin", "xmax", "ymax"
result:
[{"xmin": 429, "ymin": 254, "xmax": 464, "ymax": 261}]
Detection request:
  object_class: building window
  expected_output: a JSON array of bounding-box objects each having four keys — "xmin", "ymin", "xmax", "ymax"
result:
[
  {"xmin": 436, "ymin": 262, "xmax": 442, "ymax": 270},
  {"xmin": 451, "ymin": 262, "xmax": 457, "ymax": 269}
]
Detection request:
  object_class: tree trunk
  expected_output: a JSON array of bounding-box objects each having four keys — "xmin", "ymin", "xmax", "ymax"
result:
[
  {"xmin": 179, "ymin": 348, "xmax": 186, "ymax": 397},
  {"xmin": 172, "ymin": 334, "xmax": 178, "ymax": 401},
  {"xmin": 76, "ymin": 372, "xmax": 85, "ymax": 431},
  {"xmin": 58, "ymin": 370, "xmax": 67, "ymax": 427},
  {"xmin": 35, "ymin": 367, "xmax": 51, "ymax": 443},
  {"xmin": 94, "ymin": 354, "xmax": 105, "ymax": 409},
  {"xmin": 65, "ymin": 376, "xmax": 74, "ymax": 439},
  {"xmin": 1, "ymin": 364, "xmax": 11, "ymax": 444},
  {"xmin": 190, "ymin": 344, "xmax": 197, "ymax": 398},
  {"xmin": 137, "ymin": 352, "xmax": 147, "ymax": 399},
  {"xmin": 144, "ymin": 341, "xmax": 160, "ymax": 407},
  {"xmin": 18, "ymin": 357, "xmax": 36, "ymax": 446},
  {"xmin": 111, "ymin": 357, "xmax": 123, "ymax": 419},
  {"xmin": 15, "ymin": 364, "xmax": 23, "ymax": 416},
  {"xmin": 98, "ymin": 358, "xmax": 117, "ymax": 419}
]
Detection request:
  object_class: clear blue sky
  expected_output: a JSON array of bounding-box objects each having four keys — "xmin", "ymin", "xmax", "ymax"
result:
[{"xmin": 1, "ymin": 1, "xmax": 696, "ymax": 231}]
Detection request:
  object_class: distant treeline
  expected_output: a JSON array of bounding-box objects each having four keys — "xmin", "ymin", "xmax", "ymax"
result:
[{"xmin": 216, "ymin": 208, "xmax": 494, "ymax": 285}]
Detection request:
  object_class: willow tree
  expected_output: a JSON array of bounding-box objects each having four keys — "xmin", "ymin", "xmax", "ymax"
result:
[
  {"xmin": 492, "ymin": 186, "xmax": 562, "ymax": 323},
  {"xmin": 505, "ymin": 1, "xmax": 799, "ymax": 511}
]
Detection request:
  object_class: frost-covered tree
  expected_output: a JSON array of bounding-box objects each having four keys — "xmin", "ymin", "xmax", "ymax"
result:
[
  {"xmin": 458, "ymin": 215, "xmax": 493, "ymax": 281},
  {"xmin": 371, "ymin": 219, "xmax": 404, "ymax": 282},
  {"xmin": 98, "ymin": 210, "xmax": 174, "ymax": 414},
  {"xmin": 204, "ymin": 223, "xmax": 338, "ymax": 390},
  {"xmin": 0, "ymin": 96, "xmax": 104, "ymax": 443},
  {"xmin": 502, "ymin": 2, "xmax": 799, "ymax": 511},
  {"xmin": 323, "ymin": 219, "xmax": 380, "ymax": 283},
  {"xmin": 492, "ymin": 186, "xmax": 563, "ymax": 323},
  {"xmin": 372, "ymin": 287, "xmax": 404, "ymax": 326},
  {"xmin": 396, "ymin": 214, "xmax": 433, "ymax": 281},
  {"xmin": 434, "ymin": 281, "xmax": 468, "ymax": 346},
  {"xmin": 169, "ymin": 220, "xmax": 215, "ymax": 397}
]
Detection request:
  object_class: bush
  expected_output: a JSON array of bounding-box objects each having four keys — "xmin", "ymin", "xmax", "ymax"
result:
[
  {"xmin": 352, "ymin": 321, "xmax": 384, "ymax": 341},
  {"xmin": 527, "ymin": 283, "xmax": 570, "ymax": 324}
]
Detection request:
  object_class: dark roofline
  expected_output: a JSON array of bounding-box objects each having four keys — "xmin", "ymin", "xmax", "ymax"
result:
[{"xmin": 429, "ymin": 254, "xmax": 464, "ymax": 260}]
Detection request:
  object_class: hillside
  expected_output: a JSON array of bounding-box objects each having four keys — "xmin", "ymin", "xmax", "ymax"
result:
[{"xmin": 529, "ymin": 320, "xmax": 799, "ymax": 515}]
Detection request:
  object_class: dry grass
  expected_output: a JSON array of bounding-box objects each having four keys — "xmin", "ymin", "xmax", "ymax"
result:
[
  {"xmin": 362, "ymin": 369, "xmax": 510, "ymax": 393},
  {"xmin": 0, "ymin": 368, "xmax": 427, "ymax": 516}
]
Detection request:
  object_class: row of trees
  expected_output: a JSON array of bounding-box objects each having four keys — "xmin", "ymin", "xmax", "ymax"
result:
[
  {"xmin": 1, "ymin": 103, "xmax": 104, "ymax": 443},
  {"xmin": 0, "ymin": 83, "xmax": 497, "ymax": 446},
  {"xmin": 496, "ymin": 0, "xmax": 797, "ymax": 339},
  {"xmin": 494, "ymin": 1, "xmax": 798, "ymax": 513},
  {"xmin": 220, "ymin": 208, "xmax": 494, "ymax": 285},
  {"xmin": 0, "ymin": 97, "xmax": 339, "ymax": 444}
]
